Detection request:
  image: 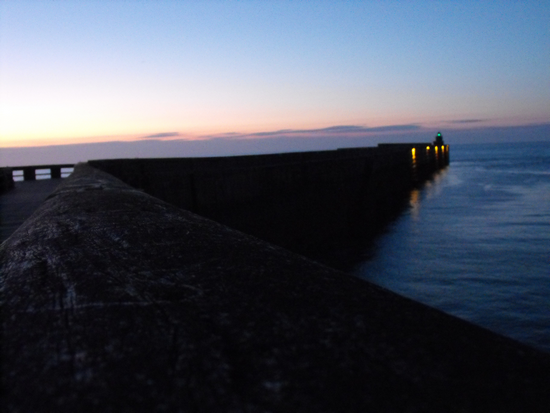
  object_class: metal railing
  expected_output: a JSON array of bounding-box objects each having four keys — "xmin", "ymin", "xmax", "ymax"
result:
[{"xmin": 5, "ymin": 164, "xmax": 75, "ymax": 182}]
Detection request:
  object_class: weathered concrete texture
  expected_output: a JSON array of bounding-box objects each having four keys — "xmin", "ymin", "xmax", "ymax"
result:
[
  {"xmin": 89, "ymin": 145, "xmax": 443, "ymax": 266},
  {"xmin": 2, "ymin": 163, "xmax": 549, "ymax": 412}
]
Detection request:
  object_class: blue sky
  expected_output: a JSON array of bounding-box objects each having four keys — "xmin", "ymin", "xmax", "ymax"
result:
[{"xmin": 1, "ymin": 1, "xmax": 549, "ymax": 159}]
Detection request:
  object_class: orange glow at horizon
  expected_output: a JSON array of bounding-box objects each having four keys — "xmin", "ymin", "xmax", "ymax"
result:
[
  {"xmin": 3, "ymin": 113, "xmax": 546, "ymax": 149},
  {"xmin": 1, "ymin": 3, "xmax": 548, "ymax": 150}
]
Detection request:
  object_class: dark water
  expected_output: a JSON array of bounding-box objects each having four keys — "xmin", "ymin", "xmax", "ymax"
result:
[{"xmin": 354, "ymin": 141, "xmax": 550, "ymax": 353}]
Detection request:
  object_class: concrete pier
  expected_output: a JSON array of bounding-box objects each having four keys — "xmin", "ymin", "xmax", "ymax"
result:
[
  {"xmin": 89, "ymin": 143, "xmax": 447, "ymax": 266},
  {"xmin": 2, "ymin": 161, "xmax": 550, "ymax": 412}
]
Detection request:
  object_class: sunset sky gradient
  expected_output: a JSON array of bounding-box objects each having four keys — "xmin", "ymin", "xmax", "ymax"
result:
[{"xmin": 1, "ymin": 1, "xmax": 549, "ymax": 159}]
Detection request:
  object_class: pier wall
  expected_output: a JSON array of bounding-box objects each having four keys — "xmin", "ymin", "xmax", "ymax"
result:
[
  {"xmin": 90, "ymin": 143, "xmax": 448, "ymax": 263},
  {"xmin": 2, "ymin": 160, "xmax": 549, "ymax": 412}
]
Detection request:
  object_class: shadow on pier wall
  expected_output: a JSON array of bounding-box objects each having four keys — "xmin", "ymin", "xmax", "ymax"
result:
[{"xmin": 90, "ymin": 144, "xmax": 448, "ymax": 269}]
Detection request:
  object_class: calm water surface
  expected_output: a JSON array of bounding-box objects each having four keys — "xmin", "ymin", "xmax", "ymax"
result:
[{"xmin": 354, "ymin": 141, "xmax": 550, "ymax": 353}]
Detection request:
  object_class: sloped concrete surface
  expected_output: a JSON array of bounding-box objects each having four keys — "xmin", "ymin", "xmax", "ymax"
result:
[{"xmin": 1, "ymin": 163, "xmax": 550, "ymax": 412}]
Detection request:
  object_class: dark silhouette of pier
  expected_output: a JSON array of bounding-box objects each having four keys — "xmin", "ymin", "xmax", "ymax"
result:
[{"xmin": 3, "ymin": 142, "xmax": 550, "ymax": 412}]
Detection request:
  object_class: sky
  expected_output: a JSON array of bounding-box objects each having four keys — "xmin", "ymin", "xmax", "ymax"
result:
[{"xmin": 1, "ymin": 1, "xmax": 549, "ymax": 164}]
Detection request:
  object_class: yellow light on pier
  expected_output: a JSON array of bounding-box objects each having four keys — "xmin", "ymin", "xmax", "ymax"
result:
[{"xmin": 411, "ymin": 148, "xmax": 416, "ymax": 159}]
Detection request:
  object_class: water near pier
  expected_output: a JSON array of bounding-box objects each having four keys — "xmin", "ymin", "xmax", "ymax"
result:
[{"xmin": 354, "ymin": 141, "xmax": 550, "ymax": 353}]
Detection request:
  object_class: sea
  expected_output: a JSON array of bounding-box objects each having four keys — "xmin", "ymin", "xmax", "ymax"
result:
[{"xmin": 353, "ymin": 141, "xmax": 550, "ymax": 353}]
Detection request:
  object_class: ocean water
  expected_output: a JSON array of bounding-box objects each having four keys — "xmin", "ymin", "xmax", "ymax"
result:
[{"xmin": 353, "ymin": 141, "xmax": 550, "ymax": 353}]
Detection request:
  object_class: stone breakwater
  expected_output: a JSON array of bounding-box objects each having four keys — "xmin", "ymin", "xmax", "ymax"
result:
[
  {"xmin": 4, "ymin": 145, "xmax": 549, "ymax": 412},
  {"xmin": 89, "ymin": 143, "xmax": 448, "ymax": 265}
]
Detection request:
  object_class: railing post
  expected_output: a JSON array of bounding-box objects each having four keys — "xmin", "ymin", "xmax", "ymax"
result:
[
  {"xmin": 23, "ymin": 167, "xmax": 36, "ymax": 181},
  {"xmin": 51, "ymin": 167, "xmax": 61, "ymax": 179},
  {"xmin": 0, "ymin": 168, "xmax": 14, "ymax": 193}
]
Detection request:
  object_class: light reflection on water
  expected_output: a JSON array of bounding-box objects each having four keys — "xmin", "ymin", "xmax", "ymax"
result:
[
  {"xmin": 354, "ymin": 142, "xmax": 550, "ymax": 353},
  {"xmin": 408, "ymin": 189, "xmax": 421, "ymax": 221}
]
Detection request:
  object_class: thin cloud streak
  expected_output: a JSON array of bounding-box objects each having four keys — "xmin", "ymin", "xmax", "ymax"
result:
[
  {"xmin": 203, "ymin": 124, "xmax": 421, "ymax": 140},
  {"xmin": 140, "ymin": 132, "xmax": 180, "ymax": 139},
  {"xmin": 447, "ymin": 119, "xmax": 488, "ymax": 124}
]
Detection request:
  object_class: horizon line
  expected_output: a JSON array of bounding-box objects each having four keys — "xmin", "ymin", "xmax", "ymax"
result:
[{"xmin": 3, "ymin": 121, "xmax": 550, "ymax": 150}]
